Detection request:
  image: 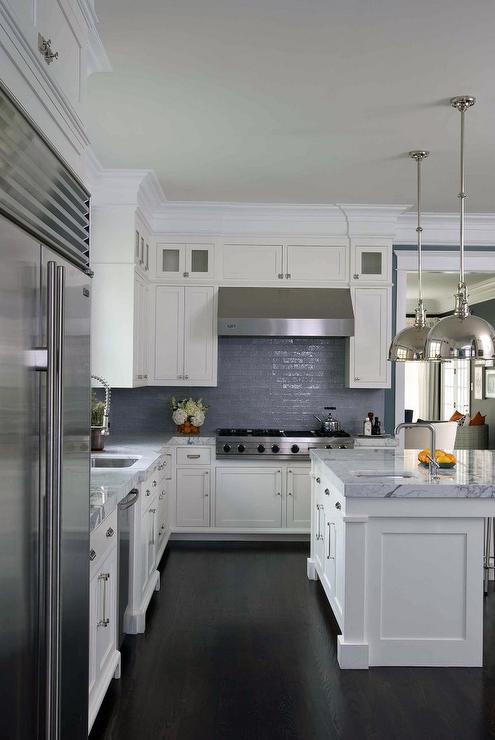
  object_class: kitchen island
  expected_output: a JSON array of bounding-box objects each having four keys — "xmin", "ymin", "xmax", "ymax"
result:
[{"xmin": 307, "ymin": 448, "xmax": 495, "ymax": 669}]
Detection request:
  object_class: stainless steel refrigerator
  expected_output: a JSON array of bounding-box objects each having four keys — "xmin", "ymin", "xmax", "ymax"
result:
[{"xmin": 0, "ymin": 85, "xmax": 91, "ymax": 739}]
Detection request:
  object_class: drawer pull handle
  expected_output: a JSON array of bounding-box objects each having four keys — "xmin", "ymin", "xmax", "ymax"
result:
[
  {"xmin": 106, "ymin": 527, "xmax": 114, "ymax": 538},
  {"xmin": 335, "ymin": 501, "xmax": 342, "ymax": 510},
  {"xmin": 89, "ymin": 549, "xmax": 96, "ymax": 561},
  {"xmin": 187, "ymin": 454, "xmax": 201, "ymax": 459},
  {"xmin": 97, "ymin": 573, "xmax": 110, "ymax": 627}
]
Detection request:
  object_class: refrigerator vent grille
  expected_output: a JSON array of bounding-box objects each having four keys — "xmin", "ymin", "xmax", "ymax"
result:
[{"xmin": 0, "ymin": 85, "xmax": 90, "ymax": 269}]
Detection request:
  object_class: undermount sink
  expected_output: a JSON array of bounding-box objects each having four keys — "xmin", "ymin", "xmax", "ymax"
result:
[
  {"xmin": 91, "ymin": 456, "xmax": 140, "ymax": 468},
  {"xmin": 352, "ymin": 470, "xmax": 417, "ymax": 480}
]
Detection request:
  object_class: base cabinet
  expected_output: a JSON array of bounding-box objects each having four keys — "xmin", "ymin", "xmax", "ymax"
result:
[
  {"xmin": 88, "ymin": 511, "xmax": 120, "ymax": 732},
  {"xmin": 286, "ymin": 467, "xmax": 311, "ymax": 528},
  {"xmin": 176, "ymin": 467, "xmax": 210, "ymax": 526},
  {"xmin": 215, "ymin": 467, "xmax": 283, "ymax": 528}
]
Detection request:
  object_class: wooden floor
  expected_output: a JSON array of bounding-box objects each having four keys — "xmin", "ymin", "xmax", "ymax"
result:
[{"xmin": 91, "ymin": 542, "xmax": 495, "ymax": 740}]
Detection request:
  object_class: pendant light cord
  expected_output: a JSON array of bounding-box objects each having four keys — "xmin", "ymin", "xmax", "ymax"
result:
[
  {"xmin": 417, "ymin": 155, "xmax": 423, "ymax": 305},
  {"xmin": 459, "ymin": 104, "xmax": 466, "ymax": 287}
]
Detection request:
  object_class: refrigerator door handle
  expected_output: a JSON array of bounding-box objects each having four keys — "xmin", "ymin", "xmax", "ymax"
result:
[{"xmin": 45, "ymin": 261, "xmax": 65, "ymax": 740}]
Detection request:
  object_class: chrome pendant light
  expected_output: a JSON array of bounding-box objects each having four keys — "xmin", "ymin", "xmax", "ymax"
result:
[
  {"xmin": 424, "ymin": 96, "xmax": 495, "ymax": 361},
  {"xmin": 388, "ymin": 150, "xmax": 430, "ymax": 361}
]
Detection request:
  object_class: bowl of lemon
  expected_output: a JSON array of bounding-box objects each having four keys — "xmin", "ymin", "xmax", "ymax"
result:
[{"xmin": 418, "ymin": 449, "xmax": 457, "ymax": 469}]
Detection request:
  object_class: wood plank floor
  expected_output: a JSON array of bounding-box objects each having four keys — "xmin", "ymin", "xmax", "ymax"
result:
[{"xmin": 91, "ymin": 542, "xmax": 495, "ymax": 740}]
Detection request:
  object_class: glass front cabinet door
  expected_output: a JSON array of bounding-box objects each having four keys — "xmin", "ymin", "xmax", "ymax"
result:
[
  {"xmin": 351, "ymin": 244, "xmax": 391, "ymax": 283},
  {"xmin": 156, "ymin": 243, "xmax": 215, "ymax": 280}
]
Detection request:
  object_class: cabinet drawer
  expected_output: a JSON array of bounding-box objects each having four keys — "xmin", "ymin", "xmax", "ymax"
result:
[
  {"xmin": 176, "ymin": 447, "xmax": 211, "ymax": 465},
  {"xmin": 90, "ymin": 508, "xmax": 117, "ymax": 578}
]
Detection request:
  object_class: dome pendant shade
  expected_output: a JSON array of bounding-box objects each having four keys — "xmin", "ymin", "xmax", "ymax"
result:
[
  {"xmin": 388, "ymin": 323, "xmax": 431, "ymax": 362},
  {"xmin": 424, "ymin": 311, "xmax": 495, "ymax": 361}
]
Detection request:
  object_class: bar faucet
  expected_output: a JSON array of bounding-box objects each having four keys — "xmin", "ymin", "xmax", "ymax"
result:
[
  {"xmin": 395, "ymin": 422, "xmax": 440, "ymax": 480},
  {"xmin": 91, "ymin": 374, "xmax": 111, "ymax": 437}
]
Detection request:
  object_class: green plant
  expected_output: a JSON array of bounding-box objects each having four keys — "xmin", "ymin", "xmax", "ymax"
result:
[{"xmin": 91, "ymin": 392, "xmax": 106, "ymax": 427}]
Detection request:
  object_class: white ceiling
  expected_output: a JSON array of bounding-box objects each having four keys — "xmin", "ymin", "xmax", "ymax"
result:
[{"xmin": 89, "ymin": 0, "xmax": 495, "ymax": 209}]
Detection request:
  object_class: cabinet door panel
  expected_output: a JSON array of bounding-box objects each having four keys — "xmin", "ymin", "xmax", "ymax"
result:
[
  {"xmin": 183, "ymin": 286, "xmax": 215, "ymax": 383},
  {"xmin": 38, "ymin": 0, "xmax": 83, "ymax": 114},
  {"xmin": 352, "ymin": 244, "xmax": 391, "ymax": 282},
  {"xmin": 95, "ymin": 546, "xmax": 117, "ymax": 675},
  {"xmin": 156, "ymin": 243, "xmax": 186, "ymax": 278},
  {"xmin": 222, "ymin": 244, "xmax": 283, "ymax": 281},
  {"xmin": 215, "ymin": 467, "xmax": 283, "ymax": 528},
  {"xmin": 286, "ymin": 467, "xmax": 311, "ymax": 528},
  {"xmin": 186, "ymin": 244, "xmax": 215, "ymax": 278},
  {"xmin": 176, "ymin": 468, "xmax": 210, "ymax": 527},
  {"xmin": 286, "ymin": 245, "xmax": 347, "ymax": 283},
  {"xmin": 348, "ymin": 287, "xmax": 390, "ymax": 388},
  {"xmin": 154, "ymin": 286, "xmax": 184, "ymax": 382}
]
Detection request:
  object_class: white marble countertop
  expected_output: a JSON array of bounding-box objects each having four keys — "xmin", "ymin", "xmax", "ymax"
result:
[
  {"xmin": 89, "ymin": 433, "xmax": 216, "ymax": 532},
  {"xmin": 311, "ymin": 447, "xmax": 495, "ymax": 498}
]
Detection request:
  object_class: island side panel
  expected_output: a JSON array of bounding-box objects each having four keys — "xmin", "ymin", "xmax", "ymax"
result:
[{"xmin": 366, "ymin": 516, "xmax": 484, "ymax": 667}]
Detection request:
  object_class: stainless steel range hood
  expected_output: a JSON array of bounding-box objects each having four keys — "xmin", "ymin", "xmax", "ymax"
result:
[{"xmin": 218, "ymin": 287, "xmax": 354, "ymax": 337}]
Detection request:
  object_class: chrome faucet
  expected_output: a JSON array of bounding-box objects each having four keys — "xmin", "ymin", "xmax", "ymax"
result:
[
  {"xmin": 395, "ymin": 422, "xmax": 440, "ymax": 480},
  {"xmin": 91, "ymin": 374, "xmax": 111, "ymax": 437}
]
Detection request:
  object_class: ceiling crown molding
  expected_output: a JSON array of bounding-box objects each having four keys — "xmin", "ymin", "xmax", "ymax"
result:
[{"xmin": 395, "ymin": 211, "xmax": 495, "ymax": 246}]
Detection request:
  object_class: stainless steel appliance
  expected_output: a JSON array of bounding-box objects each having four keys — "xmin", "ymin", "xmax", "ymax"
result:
[
  {"xmin": 0, "ymin": 85, "xmax": 91, "ymax": 739},
  {"xmin": 117, "ymin": 489, "xmax": 139, "ymax": 646},
  {"xmin": 218, "ymin": 287, "xmax": 355, "ymax": 336},
  {"xmin": 216, "ymin": 428, "xmax": 354, "ymax": 460}
]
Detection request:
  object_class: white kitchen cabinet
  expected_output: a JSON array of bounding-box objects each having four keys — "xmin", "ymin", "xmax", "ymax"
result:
[
  {"xmin": 347, "ymin": 286, "xmax": 391, "ymax": 388},
  {"xmin": 133, "ymin": 275, "xmax": 150, "ymax": 385},
  {"xmin": 156, "ymin": 242, "xmax": 215, "ymax": 280},
  {"xmin": 351, "ymin": 243, "xmax": 391, "ymax": 283},
  {"xmin": 139, "ymin": 491, "xmax": 159, "ymax": 601},
  {"xmin": 221, "ymin": 241, "xmax": 347, "ymax": 284},
  {"xmin": 222, "ymin": 243, "xmax": 284, "ymax": 281},
  {"xmin": 215, "ymin": 467, "xmax": 283, "ymax": 528},
  {"xmin": 176, "ymin": 467, "xmax": 210, "ymax": 527},
  {"xmin": 153, "ymin": 285, "xmax": 217, "ymax": 386},
  {"xmin": 88, "ymin": 510, "xmax": 120, "ymax": 732},
  {"xmin": 285, "ymin": 244, "xmax": 347, "ymax": 283},
  {"xmin": 286, "ymin": 466, "xmax": 311, "ymax": 528}
]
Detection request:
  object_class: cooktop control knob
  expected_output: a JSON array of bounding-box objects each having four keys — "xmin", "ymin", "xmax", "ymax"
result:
[
  {"xmin": 223, "ymin": 444, "xmax": 231, "ymax": 453},
  {"xmin": 291, "ymin": 444, "xmax": 300, "ymax": 454},
  {"xmin": 271, "ymin": 444, "xmax": 280, "ymax": 453},
  {"xmin": 238, "ymin": 444, "xmax": 245, "ymax": 453},
  {"xmin": 339, "ymin": 444, "xmax": 347, "ymax": 449},
  {"xmin": 257, "ymin": 444, "xmax": 265, "ymax": 453}
]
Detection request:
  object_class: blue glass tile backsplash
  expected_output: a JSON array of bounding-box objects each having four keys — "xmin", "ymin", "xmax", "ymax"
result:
[{"xmin": 105, "ymin": 337, "xmax": 385, "ymax": 435}]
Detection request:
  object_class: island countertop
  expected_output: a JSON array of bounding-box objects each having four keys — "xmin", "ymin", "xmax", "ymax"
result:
[{"xmin": 310, "ymin": 447, "xmax": 495, "ymax": 498}]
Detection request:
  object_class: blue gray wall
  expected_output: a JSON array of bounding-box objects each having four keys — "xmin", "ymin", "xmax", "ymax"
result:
[{"xmin": 106, "ymin": 337, "xmax": 385, "ymax": 436}]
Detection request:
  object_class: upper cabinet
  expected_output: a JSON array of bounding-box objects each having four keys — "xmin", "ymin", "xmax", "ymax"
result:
[
  {"xmin": 346, "ymin": 286, "xmax": 391, "ymax": 389},
  {"xmin": 350, "ymin": 242, "xmax": 391, "ymax": 283},
  {"xmin": 0, "ymin": 0, "xmax": 106, "ymax": 174},
  {"xmin": 152, "ymin": 285, "xmax": 217, "ymax": 386},
  {"xmin": 155, "ymin": 242, "xmax": 215, "ymax": 280},
  {"xmin": 221, "ymin": 241, "xmax": 348, "ymax": 285}
]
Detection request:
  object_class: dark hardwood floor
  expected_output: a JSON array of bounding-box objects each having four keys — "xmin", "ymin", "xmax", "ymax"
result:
[{"xmin": 90, "ymin": 542, "xmax": 495, "ymax": 740}]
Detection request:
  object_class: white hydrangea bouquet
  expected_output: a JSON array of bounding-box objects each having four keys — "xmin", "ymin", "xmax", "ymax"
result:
[{"xmin": 170, "ymin": 396, "xmax": 208, "ymax": 433}]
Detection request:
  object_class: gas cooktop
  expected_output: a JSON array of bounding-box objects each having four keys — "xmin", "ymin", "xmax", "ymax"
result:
[{"xmin": 216, "ymin": 428, "xmax": 354, "ymax": 459}]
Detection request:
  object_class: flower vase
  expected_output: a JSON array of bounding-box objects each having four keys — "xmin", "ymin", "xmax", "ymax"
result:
[{"xmin": 177, "ymin": 421, "xmax": 200, "ymax": 434}]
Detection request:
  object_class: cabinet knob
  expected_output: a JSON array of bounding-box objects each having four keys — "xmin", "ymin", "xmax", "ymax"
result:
[
  {"xmin": 184, "ymin": 374, "xmax": 189, "ymax": 380},
  {"xmin": 177, "ymin": 374, "xmax": 183, "ymax": 379},
  {"xmin": 146, "ymin": 489, "xmax": 151, "ymax": 496},
  {"xmin": 354, "ymin": 377, "xmax": 360, "ymax": 381},
  {"xmin": 286, "ymin": 273, "xmax": 291, "ymax": 279},
  {"xmin": 324, "ymin": 488, "xmax": 330, "ymax": 496},
  {"xmin": 38, "ymin": 33, "xmax": 59, "ymax": 65},
  {"xmin": 89, "ymin": 549, "xmax": 96, "ymax": 561},
  {"xmin": 278, "ymin": 273, "xmax": 284, "ymax": 279},
  {"xmin": 153, "ymin": 480, "xmax": 157, "ymax": 486},
  {"xmin": 288, "ymin": 491, "xmax": 292, "ymax": 496},
  {"xmin": 335, "ymin": 501, "xmax": 342, "ymax": 510},
  {"xmin": 150, "ymin": 508, "xmax": 157, "ymax": 513},
  {"xmin": 106, "ymin": 527, "xmax": 114, "ymax": 538},
  {"xmin": 353, "ymin": 273, "xmax": 360, "ymax": 279},
  {"xmin": 144, "ymin": 374, "xmax": 148, "ymax": 379},
  {"xmin": 316, "ymin": 477, "xmax": 321, "ymax": 484},
  {"xmin": 183, "ymin": 271, "xmax": 189, "ymax": 278}
]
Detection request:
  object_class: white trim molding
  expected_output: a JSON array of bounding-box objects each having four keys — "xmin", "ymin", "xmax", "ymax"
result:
[{"xmin": 395, "ymin": 212, "xmax": 495, "ymax": 246}]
